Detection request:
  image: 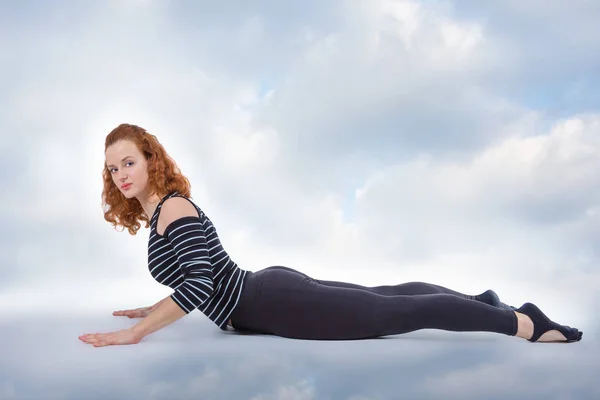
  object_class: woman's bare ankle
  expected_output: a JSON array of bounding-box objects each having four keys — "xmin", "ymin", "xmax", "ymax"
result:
[{"xmin": 515, "ymin": 311, "xmax": 533, "ymax": 340}]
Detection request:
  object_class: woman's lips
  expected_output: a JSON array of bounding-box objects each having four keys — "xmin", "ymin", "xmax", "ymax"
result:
[{"xmin": 122, "ymin": 183, "xmax": 132, "ymax": 190}]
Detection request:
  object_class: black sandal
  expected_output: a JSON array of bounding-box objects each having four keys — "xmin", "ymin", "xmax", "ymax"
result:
[{"xmin": 514, "ymin": 302, "xmax": 583, "ymax": 343}]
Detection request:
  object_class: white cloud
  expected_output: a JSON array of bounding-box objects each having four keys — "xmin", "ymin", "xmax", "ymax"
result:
[
  {"xmin": 424, "ymin": 338, "xmax": 600, "ymax": 399},
  {"xmin": 0, "ymin": 0, "xmax": 598, "ymax": 368},
  {"xmin": 251, "ymin": 380, "xmax": 315, "ymax": 400},
  {"xmin": 0, "ymin": 382, "xmax": 16, "ymax": 400}
]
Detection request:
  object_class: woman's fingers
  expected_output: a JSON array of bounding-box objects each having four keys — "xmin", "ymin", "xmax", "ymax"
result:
[
  {"xmin": 80, "ymin": 329, "xmax": 141, "ymax": 347},
  {"xmin": 128, "ymin": 309, "xmax": 145, "ymax": 318},
  {"xmin": 80, "ymin": 334, "xmax": 109, "ymax": 347},
  {"xmin": 113, "ymin": 310, "xmax": 133, "ymax": 315},
  {"xmin": 113, "ymin": 307, "xmax": 149, "ymax": 318},
  {"xmin": 79, "ymin": 334, "xmax": 101, "ymax": 344},
  {"xmin": 114, "ymin": 311, "xmax": 132, "ymax": 317}
]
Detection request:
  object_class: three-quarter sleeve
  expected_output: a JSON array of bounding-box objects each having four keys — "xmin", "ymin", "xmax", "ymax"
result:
[{"xmin": 163, "ymin": 216, "xmax": 214, "ymax": 313}]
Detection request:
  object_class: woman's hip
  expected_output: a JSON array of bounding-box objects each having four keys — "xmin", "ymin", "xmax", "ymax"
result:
[
  {"xmin": 228, "ymin": 265, "xmax": 378, "ymax": 338},
  {"xmin": 229, "ymin": 266, "xmax": 310, "ymax": 331}
]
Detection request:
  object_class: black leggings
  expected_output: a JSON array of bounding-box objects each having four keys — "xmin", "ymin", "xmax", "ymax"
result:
[{"xmin": 229, "ymin": 266, "xmax": 518, "ymax": 340}]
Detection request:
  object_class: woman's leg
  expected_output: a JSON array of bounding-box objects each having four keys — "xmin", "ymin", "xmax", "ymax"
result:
[
  {"xmin": 263, "ymin": 265, "xmax": 512, "ymax": 308},
  {"xmin": 248, "ymin": 267, "xmax": 519, "ymax": 340}
]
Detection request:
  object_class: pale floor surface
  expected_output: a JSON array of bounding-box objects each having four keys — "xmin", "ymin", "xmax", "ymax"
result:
[{"xmin": 1, "ymin": 313, "xmax": 598, "ymax": 400}]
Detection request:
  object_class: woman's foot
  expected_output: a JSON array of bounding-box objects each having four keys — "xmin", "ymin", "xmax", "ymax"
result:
[
  {"xmin": 475, "ymin": 289, "xmax": 516, "ymax": 310},
  {"xmin": 514, "ymin": 302, "xmax": 583, "ymax": 343}
]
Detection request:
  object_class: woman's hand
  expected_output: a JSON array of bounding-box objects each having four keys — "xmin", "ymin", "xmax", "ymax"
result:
[
  {"xmin": 79, "ymin": 329, "xmax": 141, "ymax": 347},
  {"xmin": 113, "ymin": 298, "xmax": 166, "ymax": 318},
  {"xmin": 112, "ymin": 306, "xmax": 153, "ymax": 318}
]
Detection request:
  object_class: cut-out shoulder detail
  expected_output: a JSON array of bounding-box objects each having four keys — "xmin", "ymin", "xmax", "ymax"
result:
[{"xmin": 156, "ymin": 196, "xmax": 200, "ymax": 236}]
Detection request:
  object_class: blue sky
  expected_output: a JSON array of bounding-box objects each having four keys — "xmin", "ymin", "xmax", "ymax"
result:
[{"xmin": 1, "ymin": 0, "xmax": 599, "ymax": 399}]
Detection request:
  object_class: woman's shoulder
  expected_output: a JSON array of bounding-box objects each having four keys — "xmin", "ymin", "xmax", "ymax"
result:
[
  {"xmin": 155, "ymin": 193, "xmax": 207, "ymax": 236},
  {"xmin": 161, "ymin": 192, "xmax": 205, "ymax": 217}
]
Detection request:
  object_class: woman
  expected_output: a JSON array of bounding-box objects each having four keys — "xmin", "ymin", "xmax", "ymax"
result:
[{"xmin": 79, "ymin": 124, "xmax": 583, "ymax": 347}]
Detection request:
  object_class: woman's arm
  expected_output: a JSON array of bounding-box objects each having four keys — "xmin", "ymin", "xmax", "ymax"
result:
[
  {"xmin": 80, "ymin": 296, "xmax": 186, "ymax": 347},
  {"xmin": 156, "ymin": 198, "xmax": 215, "ymax": 313},
  {"xmin": 131, "ymin": 198, "xmax": 213, "ymax": 340},
  {"xmin": 80, "ymin": 198, "xmax": 213, "ymax": 347},
  {"xmin": 112, "ymin": 295, "xmax": 170, "ymax": 318},
  {"xmin": 130, "ymin": 296, "xmax": 186, "ymax": 340},
  {"xmin": 150, "ymin": 295, "xmax": 169, "ymax": 311}
]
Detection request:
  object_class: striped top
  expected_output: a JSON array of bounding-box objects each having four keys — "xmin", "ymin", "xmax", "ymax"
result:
[{"xmin": 147, "ymin": 192, "xmax": 249, "ymax": 330}]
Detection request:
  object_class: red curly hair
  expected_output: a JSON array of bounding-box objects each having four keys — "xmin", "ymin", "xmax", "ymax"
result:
[{"xmin": 102, "ymin": 123, "xmax": 191, "ymax": 235}]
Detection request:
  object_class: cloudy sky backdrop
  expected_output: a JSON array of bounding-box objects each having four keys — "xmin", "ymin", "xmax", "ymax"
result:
[{"xmin": 1, "ymin": 0, "xmax": 599, "ymax": 399}]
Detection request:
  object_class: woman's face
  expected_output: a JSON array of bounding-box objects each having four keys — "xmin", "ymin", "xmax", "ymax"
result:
[{"xmin": 105, "ymin": 140, "xmax": 150, "ymax": 200}]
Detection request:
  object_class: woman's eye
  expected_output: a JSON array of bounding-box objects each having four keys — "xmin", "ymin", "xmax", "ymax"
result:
[{"xmin": 109, "ymin": 162, "xmax": 133, "ymax": 173}]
